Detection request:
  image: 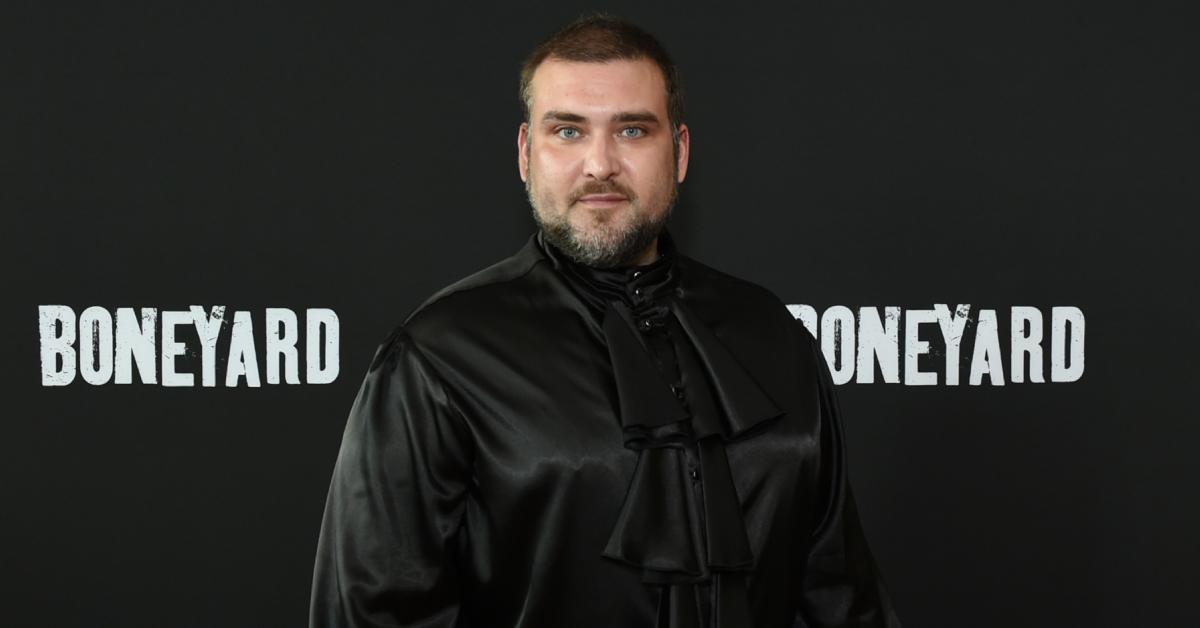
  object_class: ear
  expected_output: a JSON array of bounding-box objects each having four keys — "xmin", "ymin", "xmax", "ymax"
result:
[
  {"xmin": 675, "ymin": 123, "xmax": 691, "ymax": 183},
  {"xmin": 518, "ymin": 122, "xmax": 530, "ymax": 182}
]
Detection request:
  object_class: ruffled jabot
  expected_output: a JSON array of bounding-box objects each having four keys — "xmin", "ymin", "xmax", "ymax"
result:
[{"xmin": 538, "ymin": 230, "xmax": 782, "ymax": 628}]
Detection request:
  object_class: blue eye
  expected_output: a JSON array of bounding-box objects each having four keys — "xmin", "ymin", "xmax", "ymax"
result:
[
  {"xmin": 557, "ymin": 127, "xmax": 580, "ymax": 139},
  {"xmin": 620, "ymin": 127, "xmax": 645, "ymax": 138}
]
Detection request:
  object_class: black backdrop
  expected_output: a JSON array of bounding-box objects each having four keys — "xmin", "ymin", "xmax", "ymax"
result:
[{"xmin": 9, "ymin": 2, "xmax": 1198, "ymax": 627}]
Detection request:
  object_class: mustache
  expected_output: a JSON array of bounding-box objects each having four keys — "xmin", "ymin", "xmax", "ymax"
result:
[{"xmin": 569, "ymin": 181, "xmax": 636, "ymax": 205}]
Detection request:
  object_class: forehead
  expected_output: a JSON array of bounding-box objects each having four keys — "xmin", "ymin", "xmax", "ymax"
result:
[{"xmin": 528, "ymin": 57, "xmax": 668, "ymax": 118}]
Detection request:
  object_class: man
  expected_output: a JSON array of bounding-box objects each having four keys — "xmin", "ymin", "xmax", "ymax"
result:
[{"xmin": 310, "ymin": 15, "xmax": 901, "ymax": 628}]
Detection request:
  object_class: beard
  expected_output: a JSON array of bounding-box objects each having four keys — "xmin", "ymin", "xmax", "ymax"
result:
[{"xmin": 527, "ymin": 172, "xmax": 678, "ymax": 269}]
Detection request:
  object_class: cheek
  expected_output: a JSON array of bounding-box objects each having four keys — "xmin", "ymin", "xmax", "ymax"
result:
[
  {"xmin": 626, "ymin": 150, "xmax": 676, "ymax": 194},
  {"xmin": 532, "ymin": 146, "xmax": 578, "ymax": 183}
]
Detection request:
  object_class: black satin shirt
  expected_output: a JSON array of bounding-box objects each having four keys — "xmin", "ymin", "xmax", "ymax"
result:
[{"xmin": 310, "ymin": 231, "xmax": 901, "ymax": 628}]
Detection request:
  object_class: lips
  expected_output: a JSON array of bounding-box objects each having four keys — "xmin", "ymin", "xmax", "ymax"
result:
[{"xmin": 577, "ymin": 194, "xmax": 627, "ymax": 203}]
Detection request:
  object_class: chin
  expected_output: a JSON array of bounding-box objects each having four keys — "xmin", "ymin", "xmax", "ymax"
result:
[{"xmin": 572, "ymin": 214, "xmax": 629, "ymax": 240}]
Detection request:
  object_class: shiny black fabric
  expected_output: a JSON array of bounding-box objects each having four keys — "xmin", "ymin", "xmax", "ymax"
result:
[{"xmin": 310, "ymin": 231, "xmax": 901, "ymax": 628}]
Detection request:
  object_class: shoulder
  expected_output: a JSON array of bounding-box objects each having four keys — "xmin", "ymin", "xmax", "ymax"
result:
[
  {"xmin": 675, "ymin": 254, "xmax": 823, "ymax": 411},
  {"xmin": 361, "ymin": 250, "xmax": 538, "ymax": 394},
  {"xmin": 677, "ymin": 254, "xmax": 799, "ymax": 333},
  {"xmin": 678, "ymin": 253, "xmax": 826, "ymax": 371},
  {"xmin": 393, "ymin": 235, "xmax": 541, "ymax": 332},
  {"xmin": 365, "ymin": 234, "xmax": 563, "ymax": 373},
  {"xmin": 414, "ymin": 245, "xmax": 543, "ymax": 318}
]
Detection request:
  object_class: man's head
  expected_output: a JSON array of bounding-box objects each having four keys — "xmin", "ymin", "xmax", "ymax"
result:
[{"xmin": 518, "ymin": 15, "xmax": 690, "ymax": 268}]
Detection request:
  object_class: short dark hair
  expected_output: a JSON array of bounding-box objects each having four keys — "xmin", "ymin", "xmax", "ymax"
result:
[{"xmin": 519, "ymin": 15, "xmax": 685, "ymax": 141}]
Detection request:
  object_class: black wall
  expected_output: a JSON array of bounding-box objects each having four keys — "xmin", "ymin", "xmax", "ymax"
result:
[{"xmin": 8, "ymin": 2, "xmax": 1197, "ymax": 626}]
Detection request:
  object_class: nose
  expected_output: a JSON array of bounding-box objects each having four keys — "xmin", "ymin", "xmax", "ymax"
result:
[{"xmin": 582, "ymin": 133, "xmax": 619, "ymax": 180}]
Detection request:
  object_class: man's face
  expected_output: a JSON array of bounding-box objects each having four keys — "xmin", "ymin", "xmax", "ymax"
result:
[{"xmin": 519, "ymin": 57, "xmax": 690, "ymax": 268}]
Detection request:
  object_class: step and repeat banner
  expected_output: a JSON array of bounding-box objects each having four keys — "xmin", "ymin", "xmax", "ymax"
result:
[{"xmin": 9, "ymin": 3, "xmax": 1196, "ymax": 627}]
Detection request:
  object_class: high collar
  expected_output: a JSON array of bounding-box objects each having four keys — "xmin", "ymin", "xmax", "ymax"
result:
[{"xmin": 536, "ymin": 229, "xmax": 680, "ymax": 317}]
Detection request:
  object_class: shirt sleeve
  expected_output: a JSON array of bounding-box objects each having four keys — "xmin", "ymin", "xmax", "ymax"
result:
[
  {"xmin": 310, "ymin": 328, "xmax": 474, "ymax": 628},
  {"xmin": 796, "ymin": 329, "xmax": 903, "ymax": 628}
]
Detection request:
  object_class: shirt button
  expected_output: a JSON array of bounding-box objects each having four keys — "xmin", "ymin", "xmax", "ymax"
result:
[
  {"xmin": 690, "ymin": 468, "xmax": 699, "ymax": 481},
  {"xmin": 639, "ymin": 319, "xmax": 653, "ymax": 331},
  {"xmin": 633, "ymin": 270, "xmax": 643, "ymax": 278},
  {"xmin": 671, "ymin": 384, "xmax": 685, "ymax": 400},
  {"xmin": 633, "ymin": 288, "xmax": 643, "ymax": 297}
]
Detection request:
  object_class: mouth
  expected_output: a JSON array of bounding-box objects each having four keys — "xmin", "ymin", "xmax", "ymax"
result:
[{"xmin": 576, "ymin": 194, "xmax": 628, "ymax": 207}]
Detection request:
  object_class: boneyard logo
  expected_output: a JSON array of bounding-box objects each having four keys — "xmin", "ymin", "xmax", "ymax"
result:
[{"xmin": 39, "ymin": 306, "xmax": 339, "ymax": 387}]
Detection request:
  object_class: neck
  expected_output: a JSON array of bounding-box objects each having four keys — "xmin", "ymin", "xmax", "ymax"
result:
[{"xmin": 630, "ymin": 237, "xmax": 660, "ymax": 267}]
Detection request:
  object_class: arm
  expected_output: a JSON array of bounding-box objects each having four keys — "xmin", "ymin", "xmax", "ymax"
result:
[
  {"xmin": 796, "ymin": 330, "xmax": 902, "ymax": 628},
  {"xmin": 310, "ymin": 328, "xmax": 474, "ymax": 628}
]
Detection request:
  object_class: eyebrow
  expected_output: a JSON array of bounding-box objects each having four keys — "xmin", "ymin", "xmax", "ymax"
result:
[
  {"xmin": 612, "ymin": 111, "xmax": 661, "ymax": 124},
  {"xmin": 540, "ymin": 110, "xmax": 662, "ymax": 125}
]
